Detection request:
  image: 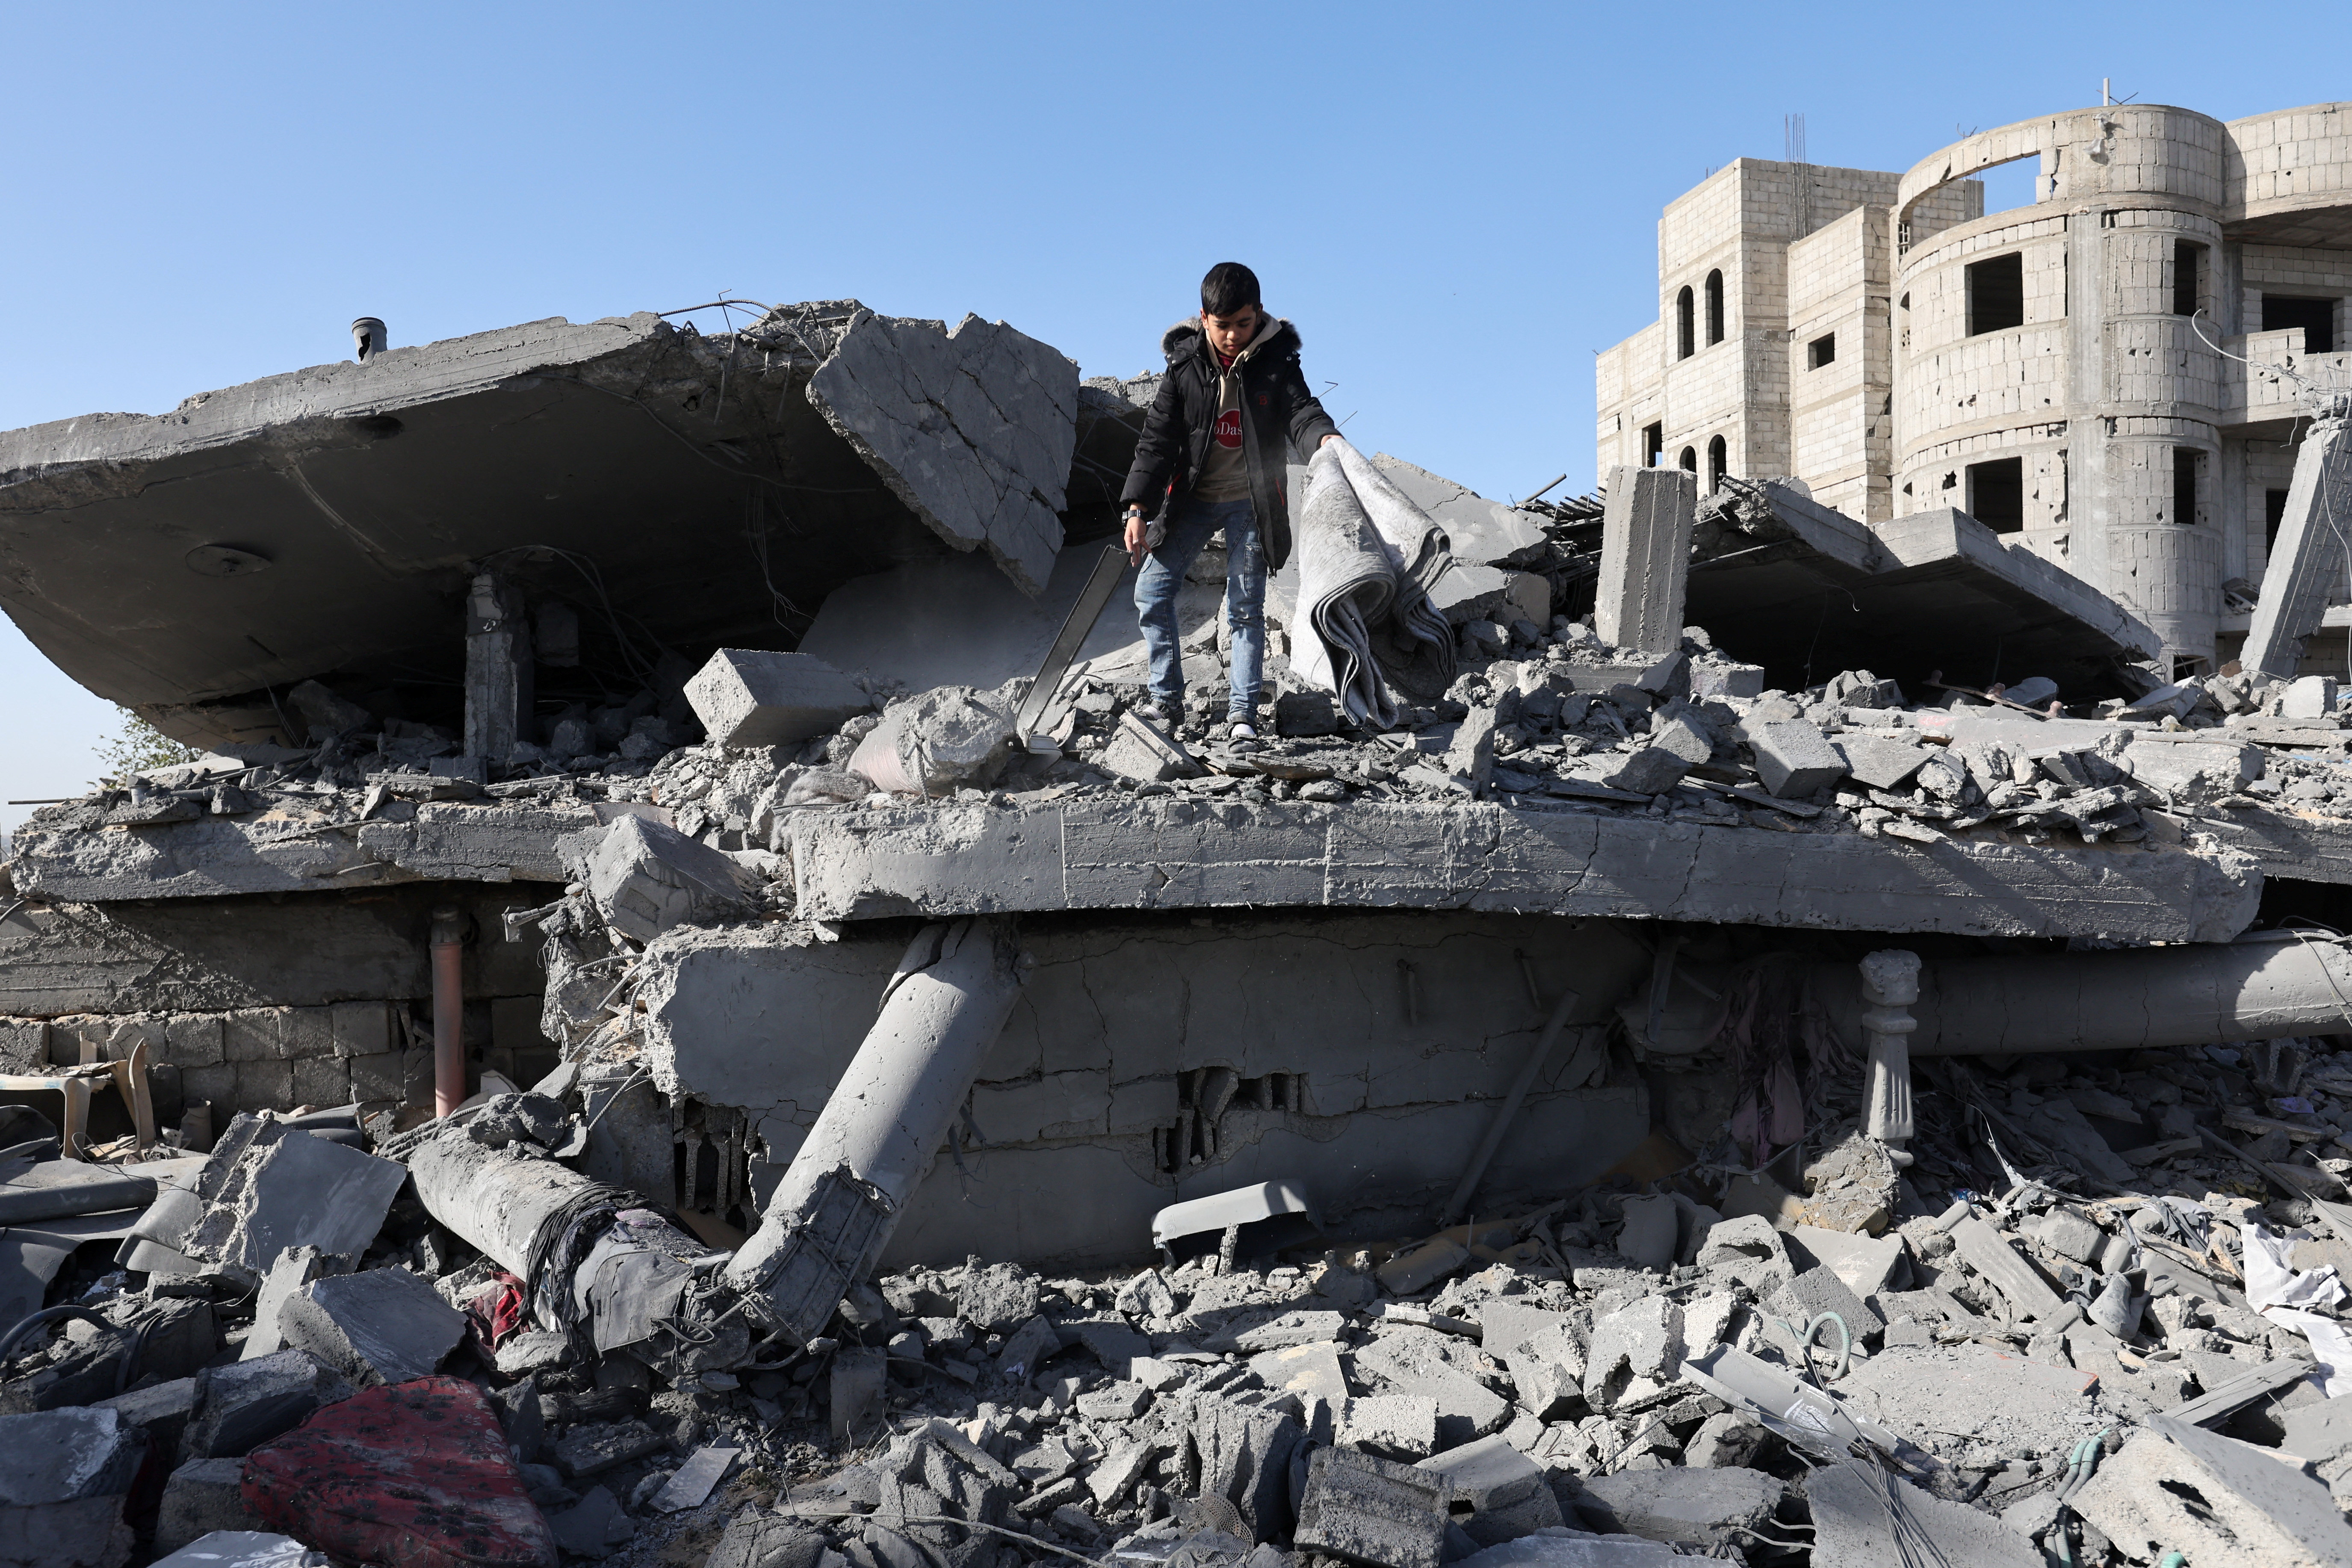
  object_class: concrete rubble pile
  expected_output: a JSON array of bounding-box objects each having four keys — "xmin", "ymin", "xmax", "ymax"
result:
[{"xmin": 18, "ymin": 303, "xmax": 2352, "ymax": 1568}]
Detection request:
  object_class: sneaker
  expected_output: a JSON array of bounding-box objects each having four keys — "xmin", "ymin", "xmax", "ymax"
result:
[{"xmin": 1137, "ymin": 698, "xmax": 1180, "ymax": 727}]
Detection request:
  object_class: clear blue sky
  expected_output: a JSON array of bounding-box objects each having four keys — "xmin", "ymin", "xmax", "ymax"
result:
[{"xmin": 1, "ymin": 2, "xmax": 2340, "ymax": 829}]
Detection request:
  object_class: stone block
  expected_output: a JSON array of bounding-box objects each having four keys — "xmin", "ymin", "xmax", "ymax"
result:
[
  {"xmin": 154, "ymin": 1458, "xmax": 263, "ymax": 1553},
  {"xmin": 232, "ymin": 1059, "xmax": 292, "ymax": 1111},
  {"xmin": 1694, "ymin": 1213, "xmax": 1792, "ymax": 1294},
  {"xmin": 184, "ymin": 1349, "xmax": 355, "ymax": 1459},
  {"xmin": 1749, "ymin": 717, "xmax": 1847, "ymax": 798},
  {"xmin": 160, "ymin": 1015, "xmax": 225, "ymax": 1069},
  {"xmin": 1785, "ymin": 1225, "xmax": 1906, "ymax": 1297},
  {"xmin": 1446, "ymin": 709, "xmax": 1497, "ymax": 793},
  {"xmin": 1692, "ymin": 661, "xmax": 1766, "ymax": 700},
  {"xmin": 0, "ymin": 1409, "xmax": 147, "ymax": 1504},
  {"xmin": 329, "ymin": 1002, "xmax": 392, "ymax": 1060},
  {"xmin": 347, "ymin": 1052, "xmax": 413, "ymax": 1105},
  {"xmin": 1766, "ymin": 1265, "xmax": 1883, "ymax": 1338},
  {"xmin": 1576, "ymin": 1467, "xmax": 1786, "ymax": 1551},
  {"xmin": 1583, "ymin": 1298, "xmax": 1684, "ymax": 1413},
  {"xmin": 2284, "ymin": 674, "xmax": 2340, "ymax": 720},
  {"xmin": 222, "ymin": 1010, "xmax": 284, "ymax": 1064},
  {"xmin": 92, "ymin": 1377, "xmax": 198, "ymax": 1453},
  {"xmin": 2073, "ymin": 1415, "xmax": 2352, "ymax": 1566},
  {"xmin": 1395, "ymin": 1363, "xmax": 1510, "ymax": 1450},
  {"xmin": 0, "ymin": 1018, "xmax": 43, "ymax": 1074},
  {"xmin": 2019, "ymin": 1205, "xmax": 2104, "ymax": 1266},
  {"xmin": 278, "ymin": 1268, "xmax": 466, "ymax": 1387},
  {"xmin": 1833, "ymin": 734, "xmax": 1927, "ymax": 791},
  {"xmin": 584, "ymin": 814, "xmax": 764, "ymax": 944},
  {"xmin": 289, "ymin": 1058, "xmax": 349, "ymax": 1110},
  {"xmin": 1098, "ymin": 712, "xmax": 1197, "ymax": 784},
  {"xmin": 1603, "ymin": 709, "xmax": 1712, "ymax": 795},
  {"xmin": 1294, "ymin": 1445, "xmax": 1451, "ymax": 1568},
  {"xmin": 243, "ymin": 1248, "xmax": 350, "ymax": 1362},
  {"xmin": 1504, "ymin": 1323, "xmax": 1587, "ymax": 1421},
  {"xmin": 0, "ymin": 1497, "xmax": 134, "ymax": 1568},
  {"xmin": 278, "ymin": 1008, "xmax": 334, "ymax": 1062},
  {"xmin": 1594, "ymin": 466, "xmax": 1695, "ymax": 655},
  {"xmin": 685, "ymin": 650, "xmax": 869, "ymax": 750},
  {"xmin": 1339, "ymin": 1395, "xmax": 1440, "ymax": 1460}
]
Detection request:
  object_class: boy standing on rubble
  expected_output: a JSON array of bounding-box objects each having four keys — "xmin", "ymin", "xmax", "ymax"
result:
[{"xmin": 1121, "ymin": 262, "xmax": 1341, "ymax": 740}]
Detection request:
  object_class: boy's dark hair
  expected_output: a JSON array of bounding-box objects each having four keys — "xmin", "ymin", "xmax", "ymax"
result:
[{"xmin": 1201, "ymin": 262, "xmax": 1261, "ymax": 319}]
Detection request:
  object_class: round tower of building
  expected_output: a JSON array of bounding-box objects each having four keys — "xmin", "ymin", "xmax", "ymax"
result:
[{"xmin": 1891, "ymin": 106, "xmax": 2228, "ymax": 666}]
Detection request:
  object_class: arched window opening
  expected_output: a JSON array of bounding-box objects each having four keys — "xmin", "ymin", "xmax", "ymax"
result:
[
  {"xmin": 1705, "ymin": 270, "xmax": 1724, "ymax": 345},
  {"xmin": 1678, "ymin": 446, "xmax": 1698, "ymax": 474},
  {"xmin": 1707, "ymin": 435, "xmax": 1727, "ymax": 492},
  {"xmin": 1675, "ymin": 287, "xmax": 1695, "ymax": 360}
]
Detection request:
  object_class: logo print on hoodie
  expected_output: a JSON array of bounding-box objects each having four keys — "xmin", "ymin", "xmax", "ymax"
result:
[{"xmin": 1213, "ymin": 409, "xmax": 1243, "ymax": 450}]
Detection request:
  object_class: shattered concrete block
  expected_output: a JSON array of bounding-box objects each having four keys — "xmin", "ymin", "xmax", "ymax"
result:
[
  {"xmin": 1416, "ymin": 1436, "xmax": 1560, "ymax": 1547},
  {"xmin": 1832, "ymin": 733, "xmax": 1926, "ymax": 791},
  {"xmin": 1097, "ymin": 710, "xmax": 1198, "ymax": 784},
  {"xmin": 278, "ymin": 1268, "xmax": 467, "ymax": 1387},
  {"xmin": 959, "ymin": 1262, "xmax": 1042, "ymax": 1331},
  {"xmin": 1798, "ymin": 1135, "xmax": 1900, "ymax": 1234},
  {"xmin": 1339, "ymin": 1395, "xmax": 1440, "ymax": 1460},
  {"xmin": 1183, "ymin": 1393, "xmax": 1302, "ymax": 1542},
  {"xmin": 1293, "ymin": 1445, "xmax": 1451, "ymax": 1568},
  {"xmin": 1785, "ymin": 1225, "xmax": 1906, "ymax": 1297},
  {"xmin": 184, "ymin": 1350, "xmax": 355, "ymax": 1459},
  {"xmin": 1693, "ymin": 1213, "xmax": 1792, "ymax": 1295},
  {"xmin": 2284, "ymin": 674, "xmax": 2340, "ymax": 720},
  {"xmin": 585, "ymin": 813, "xmax": 765, "ymax": 943},
  {"xmin": 0, "ymin": 1408, "xmax": 147, "ymax": 1504},
  {"xmin": 1614, "ymin": 1194, "xmax": 1678, "ymax": 1273},
  {"xmin": 686, "ymin": 650, "xmax": 870, "ymax": 750},
  {"xmin": 552, "ymin": 1421, "xmax": 668, "ymax": 1480},
  {"xmin": 0, "ymin": 1497, "xmax": 135, "ymax": 1568},
  {"xmin": 829, "ymin": 1349, "xmax": 887, "ymax": 1444},
  {"xmin": 1682, "ymin": 1411, "xmax": 1768, "ymax": 1470},
  {"xmin": 1504, "ymin": 1324, "xmax": 1587, "ymax": 1421},
  {"xmin": 2071, "ymin": 1414, "xmax": 2352, "ymax": 1565},
  {"xmin": 1691, "ymin": 661, "xmax": 1765, "ymax": 700},
  {"xmin": 1807, "ymin": 1459, "xmax": 2037, "ymax": 1567},
  {"xmin": 1766, "ymin": 1266, "xmax": 1883, "ymax": 1338},
  {"xmin": 179, "ymin": 1124, "xmax": 408, "ymax": 1287},
  {"xmin": 154, "ymin": 1459, "xmax": 264, "ymax": 1554},
  {"xmin": 93, "ymin": 1377, "xmax": 198, "ymax": 1454},
  {"xmin": 848, "ymin": 686, "xmax": 1017, "ymax": 794},
  {"xmin": 1749, "ymin": 717, "xmax": 1847, "ymax": 798},
  {"xmin": 806, "ymin": 308, "xmax": 1078, "ymax": 596},
  {"xmin": 2019, "ymin": 1205, "xmax": 2104, "ymax": 1265},
  {"xmin": 1396, "ymin": 1362, "xmax": 1511, "ymax": 1449},
  {"xmin": 1446, "ymin": 709, "xmax": 1497, "ymax": 793},
  {"xmin": 1582, "ymin": 1298, "xmax": 1684, "ymax": 1413},
  {"xmin": 996, "ymin": 1316, "xmax": 1060, "ymax": 1382},
  {"xmin": 1603, "ymin": 708, "xmax": 1713, "ymax": 794},
  {"xmin": 1574, "ymin": 1467, "xmax": 1786, "ymax": 1552},
  {"xmin": 1274, "ymin": 689, "xmax": 1340, "ymax": 737},
  {"xmin": 243, "ymin": 1247, "xmax": 349, "ymax": 1361}
]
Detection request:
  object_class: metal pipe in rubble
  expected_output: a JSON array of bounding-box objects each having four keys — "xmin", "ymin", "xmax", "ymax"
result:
[
  {"xmin": 429, "ymin": 906, "xmax": 466, "ymax": 1117},
  {"xmin": 723, "ymin": 915, "xmax": 1029, "ymax": 1345},
  {"xmin": 1812, "ymin": 933, "xmax": 2352, "ymax": 1056}
]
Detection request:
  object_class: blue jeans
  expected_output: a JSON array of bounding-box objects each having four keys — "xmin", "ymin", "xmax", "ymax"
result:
[{"xmin": 1135, "ymin": 496, "xmax": 1265, "ymax": 716}]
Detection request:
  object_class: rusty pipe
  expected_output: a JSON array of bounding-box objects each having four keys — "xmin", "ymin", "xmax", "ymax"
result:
[{"xmin": 429, "ymin": 905, "xmax": 466, "ymax": 1117}]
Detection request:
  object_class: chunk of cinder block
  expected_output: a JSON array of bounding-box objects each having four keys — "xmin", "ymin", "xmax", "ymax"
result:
[
  {"xmin": 1749, "ymin": 717, "xmax": 1848, "ymax": 798},
  {"xmin": 1294, "ymin": 1445, "xmax": 1452, "ymax": 1568},
  {"xmin": 154, "ymin": 1458, "xmax": 265, "ymax": 1553},
  {"xmin": 0, "ymin": 1408, "xmax": 148, "ymax": 1505},
  {"xmin": 583, "ymin": 813, "xmax": 765, "ymax": 943},
  {"xmin": 2283, "ymin": 674, "xmax": 2340, "ymax": 720},
  {"xmin": 1338, "ymin": 1394, "xmax": 1440, "ymax": 1460},
  {"xmin": 1766, "ymin": 1264, "xmax": 1884, "ymax": 1338},
  {"xmin": 183, "ymin": 1350, "xmax": 355, "ymax": 1460},
  {"xmin": 277, "ymin": 1269, "xmax": 467, "ymax": 1388},
  {"xmin": 1832, "ymin": 733, "xmax": 1927, "ymax": 791},
  {"xmin": 684, "ymin": 650, "xmax": 869, "ymax": 750},
  {"xmin": 1604, "ymin": 707, "xmax": 1714, "ymax": 794},
  {"xmin": 1098, "ymin": 711, "xmax": 1197, "ymax": 783}
]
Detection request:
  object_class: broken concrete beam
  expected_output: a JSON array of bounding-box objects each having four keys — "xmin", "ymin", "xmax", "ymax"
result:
[
  {"xmin": 726, "ymin": 918, "xmax": 1028, "ymax": 1343},
  {"xmin": 277, "ymin": 1268, "xmax": 467, "ymax": 1387},
  {"xmin": 0, "ymin": 1408, "xmax": 147, "ymax": 1504},
  {"xmin": 807, "ymin": 308, "xmax": 1078, "ymax": 596},
  {"xmin": 2243, "ymin": 415, "xmax": 2352, "ymax": 679},
  {"xmin": 154, "ymin": 1459, "xmax": 265, "ymax": 1554},
  {"xmin": 1748, "ymin": 716, "xmax": 1847, "ymax": 798},
  {"xmin": 2073, "ymin": 1414, "xmax": 2352, "ymax": 1565},
  {"xmin": 1293, "ymin": 1444, "xmax": 1451, "ymax": 1568},
  {"xmin": 685, "ymin": 650, "xmax": 869, "ymax": 750},
  {"xmin": 183, "ymin": 1349, "xmax": 355, "ymax": 1460},
  {"xmin": 1593, "ymin": 466, "xmax": 1696, "ymax": 654},
  {"xmin": 582, "ymin": 812, "xmax": 765, "ymax": 943}
]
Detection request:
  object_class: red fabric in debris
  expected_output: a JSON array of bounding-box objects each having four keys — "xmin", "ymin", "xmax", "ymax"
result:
[
  {"xmin": 465, "ymin": 1272, "xmax": 528, "ymax": 1351},
  {"xmin": 242, "ymin": 1376, "xmax": 557, "ymax": 1568}
]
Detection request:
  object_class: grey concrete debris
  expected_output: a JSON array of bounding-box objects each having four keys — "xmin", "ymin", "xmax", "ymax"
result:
[
  {"xmin": 1804, "ymin": 1460, "xmax": 2037, "ymax": 1568},
  {"xmin": 276, "ymin": 1267, "xmax": 466, "ymax": 1387},
  {"xmin": 1293, "ymin": 1445, "xmax": 1451, "ymax": 1568},
  {"xmin": 1569, "ymin": 1467, "xmax": 1785, "ymax": 1551},
  {"xmin": 583, "ymin": 812, "xmax": 767, "ymax": 942},
  {"xmin": 175, "ymin": 1117, "xmax": 407, "ymax": 1287},
  {"xmin": 154, "ymin": 1460, "xmax": 266, "ymax": 1555},
  {"xmin": 149, "ymin": 1535, "xmax": 325, "ymax": 1568},
  {"xmin": 848, "ymin": 686, "xmax": 1018, "ymax": 795},
  {"xmin": 241, "ymin": 1246, "xmax": 347, "ymax": 1361},
  {"xmin": 183, "ymin": 1350, "xmax": 355, "ymax": 1460},
  {"xmin": 0, "ymin": 1408, "xmax": 146, "ymax": 1505},
  {"xmin": 686, "ymin": 651, "xmax": 872, "ymax": 750}
]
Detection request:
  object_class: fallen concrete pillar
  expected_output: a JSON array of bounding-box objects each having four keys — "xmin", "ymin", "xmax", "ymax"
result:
[
  {"xmin": 723, "ymin": 917, "xmax": 1028, "ymax": 1344},
  {"xmin": 461, "ymin": 572, "xmax": 531, "ymax": 764},
  {"xmin": 2243, "ymin": 413, "xmax": 2352, "ymax": 679},
  {"xmin": 1593, "ymin": 465, "xmax": 1695, "ymax": 653}
]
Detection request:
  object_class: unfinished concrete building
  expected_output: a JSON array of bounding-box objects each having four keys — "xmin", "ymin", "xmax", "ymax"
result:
[
  {"xmin": 1598, "ymin": 99, "xmax": 2352, "ymax": 674},
  {"xmin": 15, "ymin": 275, "xmax": 2352, "ymax": 1566}
]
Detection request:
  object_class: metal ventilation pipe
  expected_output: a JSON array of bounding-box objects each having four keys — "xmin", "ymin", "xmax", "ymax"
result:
[
  {"xmin": 352, "ymin": 316, "xmax": 389, "ymax": 361},
  {"xmin": 429, "ymin": 906, "xmax": 467, "ymax": 1116}
]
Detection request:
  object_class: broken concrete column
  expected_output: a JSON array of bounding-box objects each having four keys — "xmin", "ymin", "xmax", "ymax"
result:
[
  {"xmin": 2243, "ymin": 414, "xmax": 2352, "ymax": 679},
  {"xmin": 1593, "ymin": 465, "xmax": 1695, "ymax": 653},
  {"xmin": 1858, "ymin": 949, "xmax": 1919, "ymax": 1151},
  {"xmin": 461, "ymin": 573, "xmax": 532, "ymax": 763},
  {"xmin": 684, "ymin": 650, "xmax": 869, "ymax": 750},
  {"xmin": 582, "ymin": 814, "xmax": 765, "ymax": 942},
  {"xmin": 724, "ymin": 917, "xmax": 1028, "ymax": 1344}
]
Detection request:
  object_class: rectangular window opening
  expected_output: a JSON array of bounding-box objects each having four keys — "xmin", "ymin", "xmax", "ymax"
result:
[
  {"xmin": 2267, "ymin": 487, "xmax": 2293, "ymax": 550},
  {"xmin": 1808, "ymin": 333, "xmax": 1837, "ymax": 369},
  {"xmin": 1965, "ymin": 457, "xmax": 2024, "ymax": 533},
  {"xmin": 2173, "ymin": 447, "xmax": 2200, "ymax": 525},
  {"xmin": 2172, "ymin": 239, "xmax": 2203, "ymax": 318},
  {"xmin": 1966, "ymin": 252, "xmax": 2026, "ymax": 335},
  {"xmin": 1642, "ymin": 422, "xmax": 1664, "ymax": 467},
  {"xmin": 2263, "ymin": 295, "xmax": 2337, "ymax": 354}
]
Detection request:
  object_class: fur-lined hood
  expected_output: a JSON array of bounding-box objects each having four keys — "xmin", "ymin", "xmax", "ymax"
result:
[{"xmin": 1161, "ymin": 314, "xmax": 1300, "ymax": 364}]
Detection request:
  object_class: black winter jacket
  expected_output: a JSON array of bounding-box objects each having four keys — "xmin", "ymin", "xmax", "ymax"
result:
[{"xmin": 1117, "ymin": 317, "xmax": 1339, "ymax": 571}]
